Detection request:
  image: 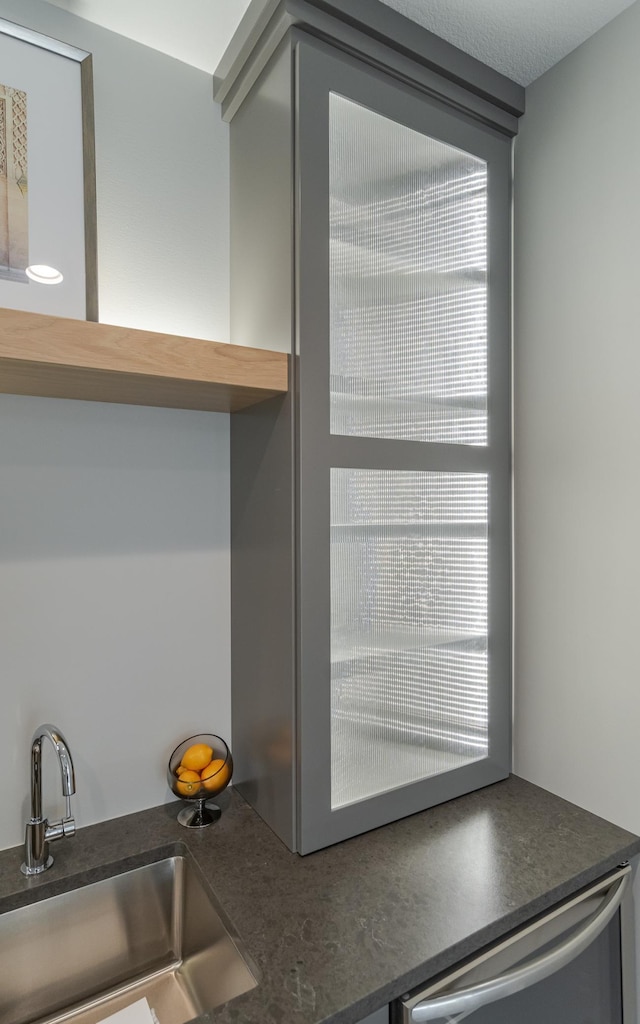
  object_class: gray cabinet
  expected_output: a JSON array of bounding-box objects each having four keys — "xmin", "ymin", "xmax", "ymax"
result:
[
  {"xmin": 219, "ymin": 0, "xmax": 523, "ymax": 854},
  {"xmin": 359, "ymin": 1010, "xmax": 389, "ymax": 1024}
]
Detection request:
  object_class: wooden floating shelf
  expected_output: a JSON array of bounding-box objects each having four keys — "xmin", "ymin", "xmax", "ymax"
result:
[{"xmin": 0, "ymin": 308, "xmax": 288, "ymax": 412}]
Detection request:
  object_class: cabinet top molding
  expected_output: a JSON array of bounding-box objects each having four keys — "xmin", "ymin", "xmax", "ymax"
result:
[
  {"xmin": 0, "ymin": 307, "xmax": 289, "ymax": 412},
  {"xmin": 214, "ymin": 0, "xmax": 525, "ymax": 133}
]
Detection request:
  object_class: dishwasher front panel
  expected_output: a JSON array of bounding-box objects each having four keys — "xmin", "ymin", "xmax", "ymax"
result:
[{"xmin": 397, "ymin": 865, "xmax": 634, "ymax": 1024}]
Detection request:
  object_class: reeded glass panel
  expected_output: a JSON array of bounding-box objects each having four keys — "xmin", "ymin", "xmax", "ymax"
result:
[
  {"xmin": 331, "ymin": 469, "xmax": 488, "ymax": 809},
  {"xmin": 329, "ymin": 93, "xmax": 488, "ymax": 445}
]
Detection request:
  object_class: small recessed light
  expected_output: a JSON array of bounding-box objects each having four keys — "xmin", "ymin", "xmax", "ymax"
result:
[{"xmin": 25, "ymin": 264, "xmax": 64, "ymax": 285}]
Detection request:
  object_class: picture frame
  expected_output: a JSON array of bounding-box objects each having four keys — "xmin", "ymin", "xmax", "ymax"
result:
[{"xmin": 0, "ymin": 17, "xmax": 97, "ymax": 321}]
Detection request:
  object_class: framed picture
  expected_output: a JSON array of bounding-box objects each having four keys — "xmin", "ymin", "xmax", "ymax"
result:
[{"xmin": 0, "ymin": 18, "xmax": 97, "ymax": 320}]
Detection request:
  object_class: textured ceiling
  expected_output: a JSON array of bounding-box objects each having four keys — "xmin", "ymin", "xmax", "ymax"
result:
[
  {"xmin": 42, "ymin": 0, "xmax": 637, "ymax": 85},
  {"xmin": 379, "ymin": 0, "xmax": 636, "ymax": 85}
]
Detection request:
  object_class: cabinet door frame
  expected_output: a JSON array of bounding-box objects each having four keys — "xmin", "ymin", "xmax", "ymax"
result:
[{"xmin": 294, "ymin": 34, "xmax": 512, "ymax": 854}]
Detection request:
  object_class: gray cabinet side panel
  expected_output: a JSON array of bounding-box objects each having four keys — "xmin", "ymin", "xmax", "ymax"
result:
[
  {"xmin": 231, "ymin": 396, "xmax": 296, "ymax": 850},
  {"xmin": 230, "ymin": 43, "xmax": 297, "ymax": 850},
  {"xmin": 230, "ymin": 40, "xmax": 294, "ymax": 354}
]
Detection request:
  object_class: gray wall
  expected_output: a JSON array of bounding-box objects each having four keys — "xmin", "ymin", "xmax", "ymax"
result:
[
  {"xmin": 0, "ymin": 0, "xmax": 231, "ymax": 848},
  {"xmin": 514, "ymin": 0, "xmax": 640, "ymax": 835}
]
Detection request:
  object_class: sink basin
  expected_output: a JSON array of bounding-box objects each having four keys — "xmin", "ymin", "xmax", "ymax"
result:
[{"xmin": 0, "ymin": 852, "xmax": 258, "ymax": 1024}]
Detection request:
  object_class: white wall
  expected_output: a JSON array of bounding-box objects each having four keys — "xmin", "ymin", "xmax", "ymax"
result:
[
  {"xmin": 0, "ymin": 0, "xmax": 232, "ymax": 848},
  {"xmin": 514, "ymin": 0, "xmax": 640, "ymax": 835}
]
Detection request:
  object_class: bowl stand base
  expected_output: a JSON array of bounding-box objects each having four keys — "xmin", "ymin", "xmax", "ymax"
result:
[{"xmin": 177, "ymin": 800, "xmax": 222, "ymax": 828}]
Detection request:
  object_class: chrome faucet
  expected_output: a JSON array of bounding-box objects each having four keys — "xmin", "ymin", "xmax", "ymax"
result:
[{"xmin": 21, "ymin": 724, "xmax": 76, "ymax": 876}]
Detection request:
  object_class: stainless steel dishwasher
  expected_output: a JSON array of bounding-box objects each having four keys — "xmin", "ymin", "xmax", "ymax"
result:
[{"xmin": 395, "ymin": 864, "xmax": 636, "ymax": 1024}]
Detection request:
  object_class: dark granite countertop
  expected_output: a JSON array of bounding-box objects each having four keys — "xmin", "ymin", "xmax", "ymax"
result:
[{"xmin": 1, "ymin": 775, "xmax": 639, "ymax": 1024}]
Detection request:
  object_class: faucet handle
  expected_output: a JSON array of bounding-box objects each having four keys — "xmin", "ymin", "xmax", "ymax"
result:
[
  {"xmin": 46, "ymin": 816, "xmax": 76, "ymax": 842},
  {"xmin": 46, "ymin": 792, "xmax": 76, "ymax": 842}
]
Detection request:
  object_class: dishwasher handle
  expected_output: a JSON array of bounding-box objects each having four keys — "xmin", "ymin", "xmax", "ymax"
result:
[{"xmin": 405, "ymin": 867, "xmax": 630, "ymax": 1022}]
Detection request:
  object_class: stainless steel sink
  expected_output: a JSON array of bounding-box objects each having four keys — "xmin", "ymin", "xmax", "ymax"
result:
[{"xmin": 0, "ymin": 853, "xmax": 258, "ymax": 1024}]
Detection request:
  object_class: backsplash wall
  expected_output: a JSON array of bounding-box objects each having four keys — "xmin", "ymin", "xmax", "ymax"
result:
[{"xmin": 0, "ymin": 0, "xmax": 232, "ymax": 849}]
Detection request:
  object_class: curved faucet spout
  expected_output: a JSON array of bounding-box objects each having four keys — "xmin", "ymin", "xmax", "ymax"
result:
[
  {"xmin": 30, "ymin": 725, "xmax": 76, "ymax": 820},
  {"xmin": 22, "ymin": 724, "xmax": 76, "ymax": 876}
]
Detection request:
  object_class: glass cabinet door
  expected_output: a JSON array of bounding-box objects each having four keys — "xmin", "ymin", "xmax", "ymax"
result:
[
  {"xmin": 296, "ymin": 38, "xmax": 511, "ymax": 854},
  {"xmin": 329, "ymin": 92, "xmax": 488, "ymax": 446},
  {"xmin": 331, "ymin": 469, "xmax": 489, "ymax": 809}
]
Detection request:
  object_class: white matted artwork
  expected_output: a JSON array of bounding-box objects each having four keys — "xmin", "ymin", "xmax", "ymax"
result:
[{"xmin": 0, "ymin": 18, "xmax": 97, "ymax": 320}]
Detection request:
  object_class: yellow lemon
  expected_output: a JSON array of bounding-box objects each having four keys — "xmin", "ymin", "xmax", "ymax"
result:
[
  {"xmin": 175, "ymin": 769, "xmax": 201, "ymax": 797},
  {"xmin": 180, "ymin": 743, "xmax": 213, "ymax": 772},
  {"xmin": 200, "ymin": 758, "xmax": 231, "ymax": 792}
]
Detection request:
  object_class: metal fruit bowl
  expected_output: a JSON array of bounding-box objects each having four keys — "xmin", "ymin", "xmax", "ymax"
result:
[{"xmin": 167, "ymin": 733, "xmax": 233, "ymax": 828}]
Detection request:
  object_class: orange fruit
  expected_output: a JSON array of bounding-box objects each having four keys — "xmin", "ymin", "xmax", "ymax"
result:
[
  {"xmin": 180, "ymin": 743, "xmax": 213, "ymax": 772},
  {"xmin": 175, "ymin": 769, "xmax": 201, "ymax": 797},
  {"xmin": 200, "ymin": 758, "xmax": 231, "ymax": 792}
]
